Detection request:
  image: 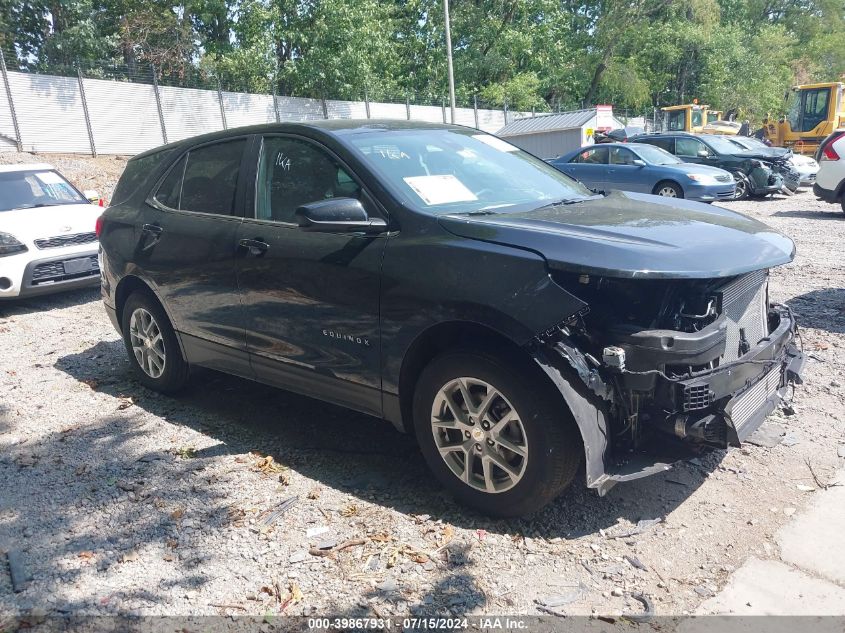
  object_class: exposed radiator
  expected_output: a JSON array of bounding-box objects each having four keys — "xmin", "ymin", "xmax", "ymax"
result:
[{"xmin": 718, "ymin": 270, "xmax": 769, "ymax": 362}]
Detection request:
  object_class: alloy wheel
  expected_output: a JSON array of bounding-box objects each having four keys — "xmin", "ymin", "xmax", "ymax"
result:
[
  {"xmin": 657, "ymin": 185, "xmax": 678, "ymax": 197},
  {"xmin": 129, "ymin": 308, "xmax": 166, "ymax": 378},
  {"xmin": 430, "ymin": 377, "xmax": 528, "ymax": 493}
]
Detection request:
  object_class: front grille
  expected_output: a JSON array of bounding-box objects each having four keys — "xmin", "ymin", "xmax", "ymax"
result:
[
  {"xmin": 683, "ymin": 384, "xmax": 713, "ymax": 411},
  {"xmin": 34, "ymin": 232, "xmax": 97, "ymax": 249},
  {"xmin": 716, "ymin": 189, "xmax": 735, "ymax": 199},
  {"xmin": 729, "ymin": 364, "xmax": 783, "ymax": 432},
  {"xmin": 718, "ymin": 270, "xmax": 769, "ymax": 362},
  {"xmin": 30, "ymin": 255, "xmax": 99, "ymax": 285},
  {"xmin": 715, "ymin": 174, "xmax": 733, "ymax": 183}
]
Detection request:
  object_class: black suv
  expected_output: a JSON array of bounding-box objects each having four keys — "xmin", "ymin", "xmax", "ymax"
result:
[
  {"xmin": 98, "ymin": 121, "xmax": 804, "ymax": 516},
  {"xmin": 633, "ymin": 132, "xmax": 798, "ymax": 199}
]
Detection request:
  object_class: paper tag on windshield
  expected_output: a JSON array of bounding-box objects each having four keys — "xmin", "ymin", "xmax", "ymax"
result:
[
  {"xmin": 403, "ymin": 175, "xmax": 478, "ymax": 206},
  {"xmin": 473, "ymin": 134, "xmax": 519, "ymax": 152},
  {"xmin": 35, "ymin": 171, "xmax": 64, "ymax": 184}
]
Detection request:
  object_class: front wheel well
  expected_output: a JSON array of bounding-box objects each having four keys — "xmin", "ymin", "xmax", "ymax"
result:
[
  {"xmin": 397, "ymin": 322, "xmax": 565, "ymax": 433},
  {"xmin": 652, "ymin": 180, "xmax": 684, "ymax": 198}
]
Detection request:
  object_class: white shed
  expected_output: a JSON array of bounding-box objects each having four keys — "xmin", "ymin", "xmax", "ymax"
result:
[{"xmin": 496, "ymin": 105, "xmax": 624, "ymax": 159}]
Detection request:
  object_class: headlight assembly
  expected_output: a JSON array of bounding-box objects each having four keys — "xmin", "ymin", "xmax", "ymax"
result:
[
  {"xmin": 0, "ymin": 232, "xmax": 27, "ymax": 257},
  {"xmin": 687, "ymin": 174, "xmax": 717, "ymax": 184}
]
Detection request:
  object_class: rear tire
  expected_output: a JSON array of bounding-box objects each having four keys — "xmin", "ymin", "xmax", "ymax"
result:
[
  {"xmin": 121, "ymin": 291, "xmax": 188, "ymax": 394},
  {"xmin": 413, "ymin": 350, "xmax": 582, "ymax": 517},
  {"xmin": 653, "ymin": 181, "xmax": 683, "ymax": 198}
]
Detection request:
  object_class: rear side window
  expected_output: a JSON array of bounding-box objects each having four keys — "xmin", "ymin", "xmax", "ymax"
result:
[
  {"xmin": 572, "ymin": 146, "xmax": 608, "ymax": 164},
  {"xmin": 645, "ymin": 137, "xmax": 674, "ymax": 153},
  {"xmin": 153, "ymin": 139, "xmax": 246, "ymax": 215}
]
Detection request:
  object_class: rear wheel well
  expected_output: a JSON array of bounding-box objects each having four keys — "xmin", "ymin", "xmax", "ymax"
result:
[
  {"xmin": 114, "ymin": 276, "xmax": 157, "ymax": 333},
  {"xmin": 398, "ymin": 322, "xmax": 565, "ymax": 433}
]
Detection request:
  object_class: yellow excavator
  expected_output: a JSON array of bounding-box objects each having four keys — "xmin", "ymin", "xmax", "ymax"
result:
[
  {"xmin": 662, "ymin": 103, "xmax": 741, "ymax": 135},
  {"xmin": 761, "ymin": 82, "xmax": 845, "ymax": 155}
]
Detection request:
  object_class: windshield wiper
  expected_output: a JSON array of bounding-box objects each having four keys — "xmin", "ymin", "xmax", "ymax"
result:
[{"xmin": 534, "ymin": 194, "xmax": 601, "ymax": 210}]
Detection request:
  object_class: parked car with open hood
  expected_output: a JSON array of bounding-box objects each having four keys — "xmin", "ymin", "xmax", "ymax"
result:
[
  {"xmin": 0, "ymin": 163, "xmax": 102, "ymax": 300},
  {"xmin": 98, "ymin": 121, "xmax": 804, "ymax": 517},
  {"xmin": 632, "ymin": 132, "xmax": 797, "ymax": 199},
  {"xmin": 726, "ymin": 135, "xmax": 819, "ymax": 187},
  {"xmin": 548, "ymin": 142, "xmax": 735, "ymax": 202}
]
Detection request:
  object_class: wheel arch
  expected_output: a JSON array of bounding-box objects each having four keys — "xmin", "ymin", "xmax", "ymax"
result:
[
  {"xmin": 114, "ymin": 276, "xmax": 184, "ymax": 358},
  {"xmin": 652, "ymin": 179, "xmax": 683, "ymax": 196}
]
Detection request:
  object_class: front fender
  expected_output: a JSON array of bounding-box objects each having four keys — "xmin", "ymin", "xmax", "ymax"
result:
[{"xmin": 530, "ymin": 340, "xmax": 616, "ymax": 493}]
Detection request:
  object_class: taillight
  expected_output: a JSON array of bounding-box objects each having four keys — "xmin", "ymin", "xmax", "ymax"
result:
[
  {"xmin": 821, "ymin": 133, "xmax": 844, "ymax": 161},
  {"xmin": 95, "ymin": 215, "xmax": 104, "ymax": 237}
]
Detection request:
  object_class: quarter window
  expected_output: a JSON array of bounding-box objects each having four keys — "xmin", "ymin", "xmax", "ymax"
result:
[
  {"xmin": 256, "ymin": 137, "xmax": 364, "ymax": 223},
  {"xmin": 154, "ymin": 139, "xmax": 246, "ymax": 215}
]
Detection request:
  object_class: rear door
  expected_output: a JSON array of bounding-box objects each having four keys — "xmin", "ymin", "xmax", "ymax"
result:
[
  {"xmin": 138, "ymin": 137, "xmax": 251, "ymax": 375},
  {"xmin": 556, "ymin": 146, "xmax": 609, "ymax": 190}
]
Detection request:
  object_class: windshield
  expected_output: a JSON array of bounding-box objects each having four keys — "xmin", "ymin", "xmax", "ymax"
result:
[
  {"xmin": 631, "ymin": 144, "xmax": 682, "ymax": 165},
  {"xmin": 0, "ymin": 169, "xmax": 87, "ymax": 211},
  {"xmin": 346, "ymin": 129, "xmax": 593, "ymax": 214},
  {"xmin": 703, "ymin": 135, "xmax": 744, "ymax": 154}
]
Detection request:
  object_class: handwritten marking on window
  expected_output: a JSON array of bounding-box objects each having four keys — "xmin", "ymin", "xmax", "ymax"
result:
[{"xmin": 275, "ymin": 152, "xmax": 291, "ymax": 171}]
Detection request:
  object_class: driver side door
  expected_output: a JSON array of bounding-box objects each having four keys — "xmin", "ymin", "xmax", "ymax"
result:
[{"xmin": 235, "ymin": 134, "xmax": 389, "ymax": 416}]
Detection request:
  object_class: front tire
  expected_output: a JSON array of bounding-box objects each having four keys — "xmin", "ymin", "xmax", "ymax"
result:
[
  {"xmin": 121, "ymin": 291, "xmax": 188, "ymax": 394},
  {"xmin": 413, "ymin": 350, "xmax": 582, "ymax": 517},
  {"xmin": 653, "ymin": 181, "xmax": 683, "ymax": 198}
]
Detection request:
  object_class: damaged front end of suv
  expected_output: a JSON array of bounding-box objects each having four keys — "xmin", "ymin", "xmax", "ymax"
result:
[
  {"xmin": 534, "ymin": 269, "xmax": 803, "ymax": 494},
  {"xmin": 445, "ymin": 191, "xmax": 806, "ymax": 495}
]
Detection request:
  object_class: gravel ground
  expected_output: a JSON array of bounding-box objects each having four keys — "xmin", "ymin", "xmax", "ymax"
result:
[{"xmin": 1, "ymin": 153, "xmax": 844, "ymax": 619}]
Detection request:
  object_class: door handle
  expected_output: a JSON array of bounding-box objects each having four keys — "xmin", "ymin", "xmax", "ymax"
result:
[
  {"xmin": 238, "ymin": 238, "xmax": 269, "ymax": 257},
  {"xmin": 140, "ymin": 223, "xmax": 163, "ymax": 251}
]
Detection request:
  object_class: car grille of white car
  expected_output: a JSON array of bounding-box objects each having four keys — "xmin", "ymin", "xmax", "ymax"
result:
[
  {"xmin": 34, "ymin": 232, "xmax": 97, "ymax": 249},
  {"xmin": 719, "ymin": 270, "xmax": 769, "ymax": 363},
  {"xmin": 31, "ymin": 255, "xmax": 99, "ymax": 285}
]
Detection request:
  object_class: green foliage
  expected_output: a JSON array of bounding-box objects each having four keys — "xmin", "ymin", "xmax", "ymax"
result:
[{"xmin": 0, "ymin": 0, "xmax": 841, "ymax": 118}]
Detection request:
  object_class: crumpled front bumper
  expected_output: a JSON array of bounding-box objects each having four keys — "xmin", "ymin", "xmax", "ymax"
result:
[{"xmin": 532, "ymin": 304, "xmax": 804, "ymax": 496}]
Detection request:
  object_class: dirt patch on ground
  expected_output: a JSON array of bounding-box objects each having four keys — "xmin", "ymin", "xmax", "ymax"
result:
[{"xmin": 1, "ymin": 155, "xmax": 843, "ymax": 618}]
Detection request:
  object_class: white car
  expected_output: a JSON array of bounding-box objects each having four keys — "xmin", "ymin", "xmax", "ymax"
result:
[
  {"xmin": 814, "ymin": 131, "xmax": 845, "ymax": 213},
  {"xmin": 728, "ymin": 135, "xmax": 820, "ymax": 186},
  {"xmin": 0, "ymin": 163, "xmax": 102, "ymax": 299}
]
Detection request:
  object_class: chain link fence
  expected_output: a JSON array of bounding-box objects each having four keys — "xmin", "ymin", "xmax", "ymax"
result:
[{"xmin": 0, "ymin": 48, "xmax": 534, "ymax": 157}]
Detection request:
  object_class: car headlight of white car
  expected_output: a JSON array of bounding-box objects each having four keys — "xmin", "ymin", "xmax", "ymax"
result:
[
  {"xmin": 686, "ymin": 173, "xmax": 720, "ymax": 185},
  {"xmin": 0, "ymin": 232, "xmax": 27, "ymax": 257}
]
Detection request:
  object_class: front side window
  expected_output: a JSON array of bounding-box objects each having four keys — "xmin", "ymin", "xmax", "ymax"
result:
[
  {"xmin": 573, "ymin": 146, "xmax": 609, "ymax": 164},
  {"xmin": 610, "ymin": 147, "xmax": 636, "ymax": 165},
  {"xmin": 691, "ymin": 108, "xmax": 703, "ymax": 128},
  {"xmin": 154, "ymin": 139, "xmax": 246, "ymax": 215},
  {"xmin": 256, "ymin": 137, "xmax": 364, "ymax": 224},
  {"xmin": 666, "ymin": 110, "xmax": 686, "ymax": 131},
  {"xmin": 801, "ymin": 88, "xmax": 830, "ymax": 132},
  {"xmin": 346, "ymin": 129, "xmax": 592, "ymax": 215},
  {"xmin": 676, "ymin": 137, "xmax": 706, "ymax": 157},
  {"xmin": 0, "ymin": 169, "xmax": 87, "ymax": 212}
]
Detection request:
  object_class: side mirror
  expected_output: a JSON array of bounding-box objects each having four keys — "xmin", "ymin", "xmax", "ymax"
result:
[
  {"xmin": 697, "ymin": 149, "xmax": 710, "ymax": 158},
  {"xmin": 295, "ymin": 198, "xmax": 387, "ymax": 234},
  {"xmin": 632, "ymin": 159, "xmax": 646, "ymax": 167},
  {"xmin": 83, "ymin": 189, "xmax": 100, "ymax": 203}
]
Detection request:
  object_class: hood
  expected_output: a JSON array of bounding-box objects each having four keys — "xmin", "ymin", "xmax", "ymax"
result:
[
  {"xmin": 656, "ymin": 162, "xmax": 731, "ymax": 177},
  {"xmin": 438, "ymin": 191, "xmax": 795, "ymax": 279},
  {"xmin": 0, "ymin": 203, "xmax": 101, "ymax": 244},
  {"xmin": 731, "ymin": 148, "xmax": 792, "ymax": 162}
]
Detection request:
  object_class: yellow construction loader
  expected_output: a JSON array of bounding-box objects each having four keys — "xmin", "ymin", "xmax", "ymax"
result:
[
  {"xmin": 662, "ymin": 103, "xmax": 741, "ymax": 135},
  {"xmin": 761, "ymin": 82, "xmax": 845, "ymax": 155}
]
